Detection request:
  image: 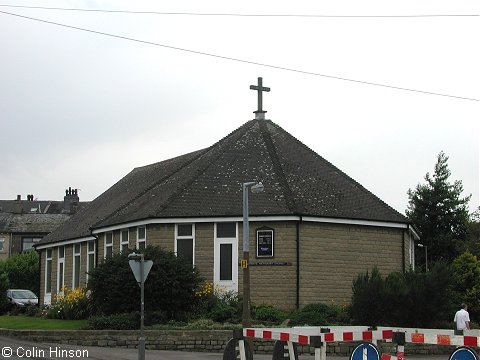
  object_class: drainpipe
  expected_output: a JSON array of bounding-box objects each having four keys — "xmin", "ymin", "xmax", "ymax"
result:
[
  {"xmin": 296, "ymin": 217, "xmax": 302, "ymax": 309},
  {"xmin": 402, "ymin": 229, "xmax": 406, "ymax": 273}
]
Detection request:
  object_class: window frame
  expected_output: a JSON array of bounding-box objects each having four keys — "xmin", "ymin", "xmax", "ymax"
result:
[
  {"xmin": 86, "ymin": 240, "xmax": 96, "ymax": 282},
  {"xmin": 21, "ymin": 236, "xmax": 42, "ymax": 252},
  {"xmin": 104, "ymin": 232, "xmax": 113, "ymax": 259},
  {"xmin": 45, "ymin": 249, "xmax": 53, "ymax": 295},
  {"xmin": 57, "ymin": 246, "xmax": 65, "ymax": 294},
  {"xmin": 136, "ymin": 226, "xmax": 146, "ymax": 250},
  {"xmin": 72, "ymin": 243, "xmax": 81, "ymax": 289},
  {"xmin": 120, "ymin": 229, "xmax": 129, "ymax": 253},
  {"xmin": 175, "ymin": 223, "xmax": 195, "ymax": 266}
]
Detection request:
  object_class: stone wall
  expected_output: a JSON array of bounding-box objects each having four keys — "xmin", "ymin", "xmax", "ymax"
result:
[{"xmin": 0, "ymin": 329, "xmax": 456, "ymax": 355}]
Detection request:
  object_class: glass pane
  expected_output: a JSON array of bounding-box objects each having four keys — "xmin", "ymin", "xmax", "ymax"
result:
[
  {"xmin": 106, "ymin": 246, "xmax": 112, "ymax": 258},
  {"xmin": 74, "ymin": 243, "xmax": 81, "ymax": 254},
  {"xmin": 47, "ymin": 249, "xmax": 52, "ymax": 258},
  {"xmin": 177, "ymin": 238, "xmax": 193, "ymax": 266},
  {"xmin": 106, "ymin": 232, "xmax": 113, "ymax": 244},
  {"xmin": 59, "ymin": 263, "xmax": 64, "ymax": 290},
  {"xmin": 88, "ymin": 253, "xmax": 95, "ymax": 272},
  {"xmin": 138, "ymin": 227, "xmax": 146, "ymax": 240},
  {"xmin": 58, "ymin": 246, "xmax": 65, "ymax": 258},
  {"xmin": 0, "ymin": 240, "xmax": 4, "ymax": 251},
  {"xmin": 220, "ymin": 244, "xmax": 233, "ymax": 280},
  {"xmin": 46, "ymin": 260, "xmax": 52, "ymax": 293},
  {"xmin": 177, "ymin": 224, "xmax": 192, "ymax": 237},
  {"xmin": 138, "ymin": 241, "xmax": 146, "ymax": 250},
  {"xmin": 121, "ymin": 230, "xmax": 129, "ymax": 242},
  {"xmin": 88, "ymin": 241, "xmax": 95, "ymax": 252},
  {"xmin": 217, "ymin": 223, "xmax": 236, "ymax": 238},
  {"xmin": 74, "ymin": 256, "xmax": 80, "ymax": 288}
]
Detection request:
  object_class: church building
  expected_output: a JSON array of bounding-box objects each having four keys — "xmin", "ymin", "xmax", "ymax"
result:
[{"xmin": 36, "ymin": 78, "xmax": 418, "ymax": 309}]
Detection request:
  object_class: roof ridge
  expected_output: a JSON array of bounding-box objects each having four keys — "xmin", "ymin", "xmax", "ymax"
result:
[
  {"xmin": 153, "ymin": 120, "xmax": 258, "ymax": 216},
  {"xmin": 259, "ymin": 120, "xmax": 298, "ymax": 214},
  {"xmin": 266, "ymin": 121, "xmax": 406, "ymax": 221}
]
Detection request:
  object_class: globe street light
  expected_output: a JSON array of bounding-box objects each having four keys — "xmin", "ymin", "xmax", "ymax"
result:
[{"xmin": 242, "ymin": 181, "xmax": 264, "ymax": 328}]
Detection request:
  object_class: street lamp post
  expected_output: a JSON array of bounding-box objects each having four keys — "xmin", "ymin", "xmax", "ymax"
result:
[
  {"xmin": 417, "ymin": 243, "xmax": 428, "ymax": 272},
  {"xmin": 242, "ymin": 181, "xmax": 264, "ymax": 328}
]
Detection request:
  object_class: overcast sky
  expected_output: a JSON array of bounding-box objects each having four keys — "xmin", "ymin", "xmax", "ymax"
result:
[{"xmin": 0, "ymin": 0, "xmax": 478, "ymax": 215}]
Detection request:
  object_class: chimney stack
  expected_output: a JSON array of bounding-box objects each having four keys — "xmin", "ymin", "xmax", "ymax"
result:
[{"xmin": 64, "ymin": 187, "xmax": 80, "ymax": 214}]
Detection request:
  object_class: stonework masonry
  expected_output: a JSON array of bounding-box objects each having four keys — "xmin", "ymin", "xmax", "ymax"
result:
[{"xmin": 0, "ymin": 329, "xmax": 455, "ymax": 355}]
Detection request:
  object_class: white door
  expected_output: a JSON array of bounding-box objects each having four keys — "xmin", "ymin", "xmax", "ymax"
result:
[{"xmin": 214, "ymin": 222, "xmax": 238, "ymax": 293}]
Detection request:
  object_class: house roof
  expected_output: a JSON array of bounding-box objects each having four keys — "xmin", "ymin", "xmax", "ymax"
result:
[
  {"xmin": 0, "ymin": 199, "xmax": 89, "ymax": 234},
  {"xmin": 40, "ymin": 119, "xmax": 407, "ymax": 245}
]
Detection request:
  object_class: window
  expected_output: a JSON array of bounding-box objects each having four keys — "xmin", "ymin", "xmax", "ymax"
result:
[
  {"xmin": 73, "ymin": 244, "xmax": 81, "ymax": 288},
  {"xmin": 175, "ymin": 224, "xmax": 195, "ymax": 266},
  {"xmin": 87, "ymin": 240, "xmax": 96, "ymax": 282},
  {"xmin": 57, "ymin": 246, "xmax": 65, "ymax": 293},
  {"xmin": 137, "ymin": 226, "xmax": 146, "ymax": 250},
  {"xmin": 22, "ymin": 237, "xmax": 42, "ymax": 252},
  {"xmin": 120, "ymin": 229, "xmax": 129, "ymax": 253},
  {"xmin": 0, "ymin": 237, "xmax": 5, "ymax": 252},
  {"xmin": 45, "ymin": 249, "xmax": 52, "ymax": 294},
  {"xmin": 104, "ymin": 232, "xmax": 113, "ymax": 259}
]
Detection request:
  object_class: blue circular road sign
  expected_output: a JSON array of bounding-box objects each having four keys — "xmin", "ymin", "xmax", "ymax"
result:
[
  {"xmin": 449, "ymin": 347, "xmax": 479, "ymax": 360},
  {"xmin": 350, "ymin": 342, "xmax": 381, "ymax": 360}
]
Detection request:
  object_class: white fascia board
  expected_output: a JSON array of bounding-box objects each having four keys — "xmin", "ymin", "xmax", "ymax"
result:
[
  {"xmin": 35, "ymin": 236, "xmax": 96, "ymax": 250},
  {"xmin": 92, "ymin": 216, "xmax": 302, "ymax": 234},
  {"xmin": 409, "ymin": 226, "xmax": 421, "ymax": 240},
  {"xmin": 302, "ymin": 216, "xmax": 408, "ymax": 229}
]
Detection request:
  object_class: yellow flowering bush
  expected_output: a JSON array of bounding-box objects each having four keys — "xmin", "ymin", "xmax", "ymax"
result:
[{"xmin": 47, "ymin": 287, "xmax": 91, "ymax": 320}]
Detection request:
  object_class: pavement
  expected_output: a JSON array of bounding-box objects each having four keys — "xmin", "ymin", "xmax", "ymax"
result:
[{"xmin": 0, "ymin": 335, "xmax": 453, "ymax": 360}]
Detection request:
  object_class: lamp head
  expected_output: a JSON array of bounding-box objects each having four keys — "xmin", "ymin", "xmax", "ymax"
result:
[{"xmin": 251, "ymin": 182, "xmax": 264, "ymax": 193}]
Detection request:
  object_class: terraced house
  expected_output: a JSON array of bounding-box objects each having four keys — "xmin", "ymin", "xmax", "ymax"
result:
[{"xmin": 36, "ymin": 118, "xmax": 419, "ymax": 309}]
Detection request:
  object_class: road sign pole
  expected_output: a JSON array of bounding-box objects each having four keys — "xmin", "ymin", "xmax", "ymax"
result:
[{"xmin": 139, "ymin": 253, "xmax": 145, "ymax": 360}]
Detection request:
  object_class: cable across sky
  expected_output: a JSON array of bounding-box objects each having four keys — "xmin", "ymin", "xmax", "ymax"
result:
[{"xmin": 0, "ymin": 9, "xmax": 477, "ymax": 102}]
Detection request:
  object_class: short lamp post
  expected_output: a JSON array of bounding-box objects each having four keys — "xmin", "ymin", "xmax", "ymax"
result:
[
  {"xmin": 417, "ymin": 243, "xmax": 428, "ymax": 272},
  {"xmin": 242, "ymin": 181, "xmax": 264, "ymax": 328}
]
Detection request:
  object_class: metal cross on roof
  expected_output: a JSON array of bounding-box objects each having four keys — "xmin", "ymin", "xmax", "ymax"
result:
[{"xmin": 250, "ymin": 77, "xmax": 270, "ymax": 120}]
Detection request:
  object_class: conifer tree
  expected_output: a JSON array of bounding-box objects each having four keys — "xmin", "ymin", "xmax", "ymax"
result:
[{"xmin": 406, "ymin": 151, "xmax": 470, "ymax": 264}]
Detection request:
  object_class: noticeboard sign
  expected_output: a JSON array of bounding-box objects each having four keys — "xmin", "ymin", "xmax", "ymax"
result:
[{"xmin": 256, "ymin": 228, "xmax": 274, "ymax": 258}]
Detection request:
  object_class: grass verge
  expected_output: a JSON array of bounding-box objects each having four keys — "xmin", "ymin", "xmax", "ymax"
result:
[{"xmin": 0, "ymin": 315, "xmax": 87, "ymax": 330}]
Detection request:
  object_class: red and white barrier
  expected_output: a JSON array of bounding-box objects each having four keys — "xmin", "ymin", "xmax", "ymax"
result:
[{"xmin": 237, "ymin": 326, "xmax": 480, "ymax": 360}]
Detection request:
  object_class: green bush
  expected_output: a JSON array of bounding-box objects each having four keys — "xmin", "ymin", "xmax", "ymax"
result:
[
  {"xmin": 351, "ymin": 263, "xmax": 454, "ymax": 328},
  {"xmin": 351, "ymin": 267, "xmax": 384, "ymax": 326},
  {"xmin": 0, "ymin": 272, "xmax": 9, "ymax": 314},
  {"xmin": 252, "ymin": 304, "xmax": 287, "ymax": 324},
  {"xmin": 87, "ymin": 313, "xmax": 139, "ymax": 330},
  {"xmin": 208, "ymin": 290, "xmax": 241, "ymax": 323},
  {"xmin": 452, "ymin": 251, "xmax": 480, "ymax": 319},
  {"xmin": 88, "ymin": 246, "xmax": 202, "ymax": 322},
  {"xmin": 290, "ymin": 303, "xmax": 350, "ymax": 326}
]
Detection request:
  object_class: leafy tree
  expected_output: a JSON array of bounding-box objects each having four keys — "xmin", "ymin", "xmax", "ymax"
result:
[
  {"xmin": 452, "ymin": 251, "xmax": 480, "ymax": 319},
  {"xmin": 462, "ymin": 208, "xmax": 480, "ymax": 257},
  {"xmin": 88, "ymin": 246, "xmax": 202, "ymax": 322},
  {"xmin": 0, "ymin": 251, "xmax": 39, "ymax": 292},
  {"xmin": 406, "ymin": 151, "xmax": 471, "ymax": 264}
]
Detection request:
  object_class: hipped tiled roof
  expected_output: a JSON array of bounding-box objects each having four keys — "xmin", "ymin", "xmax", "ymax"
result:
[{"xmin": 40, "ymin": 119, "xmax": 407, "ymax": 245}]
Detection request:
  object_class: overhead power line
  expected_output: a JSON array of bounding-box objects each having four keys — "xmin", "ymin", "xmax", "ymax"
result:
[
  {"xmin": 0, "ymin": 4, "xmax": 478, "ymax": 18},
  {"xmin": 0, "ymin": 10, "xmax": 477, "ymax": 102}
]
